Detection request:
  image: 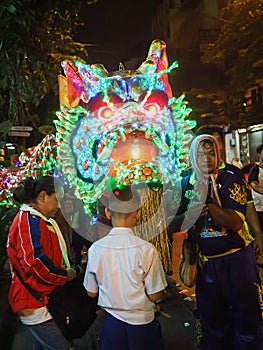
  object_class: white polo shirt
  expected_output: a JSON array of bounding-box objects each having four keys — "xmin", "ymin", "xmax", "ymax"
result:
[{"xmin": 83, "ymin": 227, "xmax": 167, "ymax": 325}]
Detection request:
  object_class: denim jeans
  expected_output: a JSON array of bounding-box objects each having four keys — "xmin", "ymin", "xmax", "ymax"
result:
[{"xmin": 27, "ymin": 319, "xmax": 73, "ymax": 350}]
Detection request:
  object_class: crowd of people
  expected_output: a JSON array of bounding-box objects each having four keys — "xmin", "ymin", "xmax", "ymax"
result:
[{"xmin": 5, "ymin": 125, "xmax": 263, "ymax": 350}]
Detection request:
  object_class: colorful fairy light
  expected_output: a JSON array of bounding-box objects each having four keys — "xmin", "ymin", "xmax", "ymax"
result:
[
  {"xmin": 0, "ymin": 135, "xmax": 58, "ymax": 207},
  {"xmin": 0, "ymin": 40, "xmax": 196, "ymax": 219},
  {"xmin": 0, "ymin": 40, "xmax": 196, "ymax": 274},
  {"xmin": 54, "ymin": 39, "xmax": 196, "ymax": 217}
]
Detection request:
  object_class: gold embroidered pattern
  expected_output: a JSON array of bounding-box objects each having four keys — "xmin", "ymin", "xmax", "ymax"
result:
[
  {"xmin": 228, "ymin": 183, "xmax": 247, "ymax": 205},
  {"xmin": 195, "ymin": 318, "xmax": 203, "ymax": 346},
  {"xmin": 237, "ymin": 222, "xmax": 254, "ymax": 246}
]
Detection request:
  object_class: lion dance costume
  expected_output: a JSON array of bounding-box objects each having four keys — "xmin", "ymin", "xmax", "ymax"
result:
[{"xmin": 46, "ymin": 40, "xmax": 196, "ymax": 272}]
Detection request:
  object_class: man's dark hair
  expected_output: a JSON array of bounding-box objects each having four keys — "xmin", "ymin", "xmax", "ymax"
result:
[
  {"xmin": 195, "ymin": 125, "xmax": 224, "ymax": 140},
  {"xmin": 256, "ymin": 144, "xmax": 263, "ymax": 154},
  {"xmin": 12, "ymin": 176, "xmax": 62, "ymax": 204}
]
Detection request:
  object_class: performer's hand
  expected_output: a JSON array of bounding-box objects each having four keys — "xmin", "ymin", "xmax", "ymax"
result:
[
  {"xmin": 75, "ymin": 265, "xmax": 84, "ymax": 276},
  {"xmin": 181, "ymin": 201, "xmax": 207, "ymax": 232},
  {"xmin": 193, "ymin": 180, "xmax": 208, "ymax": 204},
  {"xmin": 67, "ymin": 268, "xmax": 77, "ymax": 281},
  {"xmin": 205, "ymin": 195, "xmax": 215, "ymax": 205},
  {"xmin": 254, "ymin": 232, "xmax": 263, "ymax": 257},
  {"xmin": 257, "ymin": 253, "xmax": 263, "ymax": 264}
]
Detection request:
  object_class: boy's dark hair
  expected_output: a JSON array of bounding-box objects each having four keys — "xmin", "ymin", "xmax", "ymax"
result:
[
  {"xmin": 256, "ymin": 144, "xmax": 263, "ymax": 154},
  {"xmin": 12, "ymin": 176, "xmax": 63, "ymax": 204},
  {"xmin": 107, "ymin": 186, "xmax": 140, "ymax": 214},
  {"xmin": 195, "ymin": 125, "xmax": 224, "ymax": 140}
]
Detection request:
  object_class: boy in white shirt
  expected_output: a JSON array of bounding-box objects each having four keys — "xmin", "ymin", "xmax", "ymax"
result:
[{"xmin": 83, "ymin": 186, "xmax": 167, "ymax": 350}]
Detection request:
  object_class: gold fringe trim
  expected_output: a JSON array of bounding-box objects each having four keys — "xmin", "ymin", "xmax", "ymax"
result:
[
  {"xmin": 134, "ymin": 187, "xmax": 172, "ymax": 273},
  {"xmin": 195, "ymin": 318, "xmax": 203, "ymax": 347}
]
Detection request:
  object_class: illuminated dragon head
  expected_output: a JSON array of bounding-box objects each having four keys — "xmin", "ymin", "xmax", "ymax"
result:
[{"xmin": 55, "ymin": 39, "xmax": 195, "ymax": 217}]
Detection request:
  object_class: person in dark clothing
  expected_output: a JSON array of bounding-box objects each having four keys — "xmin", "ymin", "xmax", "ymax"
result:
[
  {"xmin": 195, "ymin": 125, "xmax": 263, "ymax": 252},
  {"xmin": 169, "ymin": 135, "xmax": 263, "ymax": 350}
]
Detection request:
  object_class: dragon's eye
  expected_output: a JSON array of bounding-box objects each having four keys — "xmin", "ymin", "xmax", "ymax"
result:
[
  {"xmin": 99, "ymin": 106, "xmax": 113, "ymax": 119},
  {"xmin": 88, "ymin": 92, "xmax": 123, "ymax": 112},
  {"xmin": 140, "ymin": 90, "xmax": 168, "ymax": 109},
  {"xmin": 145, "ymin": 103, "xmax": 158, "ymax": 114}
]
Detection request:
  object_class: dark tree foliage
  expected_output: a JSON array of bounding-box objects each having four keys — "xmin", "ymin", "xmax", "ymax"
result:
[
  {"xmin": 0, "ymin": 0, "xmax": 97, "ymax": 136},
  {"xmin": 200, "ymin": 0, "xmax": 263, "ymax": 128},
  {"xmin": 204, "ymin": 0, "xmax": 263, "ymax": 94}
]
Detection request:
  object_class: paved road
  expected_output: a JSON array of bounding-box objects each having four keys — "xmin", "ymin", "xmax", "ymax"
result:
[{"xmin": 0, "ymin": 232, "xmax": 198, "ymax": 349}]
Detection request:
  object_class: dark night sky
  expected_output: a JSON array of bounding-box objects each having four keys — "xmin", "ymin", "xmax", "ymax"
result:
[{"xmin": 78, "ymin": 0, "xmax": 160, "ymax": 71}]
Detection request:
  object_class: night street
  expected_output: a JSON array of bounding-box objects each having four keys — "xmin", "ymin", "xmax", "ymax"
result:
[{"xmin": 1, "ymin": 0, "xmax": 263, "ymax": 349}]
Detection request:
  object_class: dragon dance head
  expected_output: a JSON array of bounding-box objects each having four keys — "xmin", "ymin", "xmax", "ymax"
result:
[{"xmin": 55, "ymin": 39, "xmax": 195, "ymax": 217}]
